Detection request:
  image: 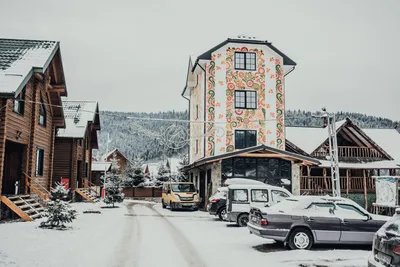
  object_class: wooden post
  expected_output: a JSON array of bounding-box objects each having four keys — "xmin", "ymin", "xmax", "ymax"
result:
[
  {"xmin": 323, "ymin": 168, "xmax": 328, "ymax": 190},
  {"xmin": 363, "ymin": 169, "xmax": 368, "ymax": 209},
  {"xmin": 307, "ymin": 166, "xmax": 311, "ymax": 190},
  {"xmin": 346, "ymin": 169, "xmax": 349, "ymax": 198}
]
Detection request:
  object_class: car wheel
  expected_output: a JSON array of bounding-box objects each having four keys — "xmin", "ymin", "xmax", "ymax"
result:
[
  {"xmin": 237, "ymin": 213, "xmax": 249, "ymax": 227},
  {"xmin": 170, "ymin": 202, "xmax": 175, "ymax": 211},
  {"xmin": 162, "ymin": 200, "xmax": 166, "ymax": 209},
  {"xmin": 218, "ymin": 208, "xmax": 227, "ymax": 221},
  {"xmin": 288, "ymin": 228, "xmax": 313, "ymax": 250}
]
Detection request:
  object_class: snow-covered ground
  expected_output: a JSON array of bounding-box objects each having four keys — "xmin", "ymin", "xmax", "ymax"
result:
[{"xmin": 0, "ymin": 201, "xmax": 370, "ymax": 267}]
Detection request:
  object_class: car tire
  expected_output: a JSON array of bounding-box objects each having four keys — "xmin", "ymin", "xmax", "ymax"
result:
[
  {"xmin": 218, "ymin": 208, "xmax": 227, "ymax": 221},
  {"xmin": 162, "ymin": 200, "xmax": 166, "ymax": 209},
  {"xmin": 237, "ymin": 213, "xmax": 249, "ymax": 227},
  {"xmin": 288, "ymin": 228, "xmax": 313, "ymax": 250},
  {"xmin": 170, "ymin": 202, "xmax": 175, "ymax": 211}
]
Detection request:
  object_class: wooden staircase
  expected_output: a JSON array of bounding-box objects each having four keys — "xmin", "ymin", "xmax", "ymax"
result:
[
  {"xmin": 75, "ymin": 188, "xmax": 99, "ymax": 203},
  {"xmin": 0, "ymin": 195, "xmax": 44, "ymax": 221}
]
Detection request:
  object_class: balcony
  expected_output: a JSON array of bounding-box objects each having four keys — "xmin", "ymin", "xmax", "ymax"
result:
[
  {"xmin": 300, "ymin": 175, "xmax": 375, "ymax": 195},
  {"xmin": 312, "ymin": 146, "xmax": 384, "ymax": 159}
]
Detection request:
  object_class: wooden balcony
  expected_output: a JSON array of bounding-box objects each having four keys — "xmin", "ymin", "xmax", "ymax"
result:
[
  {"xmin": 300, "ymin": 175, "xmax": 375, "ymax": 194},
  {"xmin": 312, "ymin": 146, "xmax": 383, "ymax": 159}
]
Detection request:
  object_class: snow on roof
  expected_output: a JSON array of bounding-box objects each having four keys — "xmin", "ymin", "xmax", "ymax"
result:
[
  {"xmin": 363, "ymin": 128, "xmax": 400, "ymax": 161},
  {"xmin": 318, "ymin": 160, "xmax": 400, "ymax": 169},
  {"xmin": 91, "ymin": 161, "xmax": 111, "ymax": 171},
  {"xmin": 57, "ymin": 100, "xmax": 98, "ymax": 138},
  {"xmin": 0, "ymin": 39, "xmax": 59, "ymax": 95},
  {"xmin": 102, "ymin": 148, "xmax": 129, "ymax": 161},
  {"xmin": 286, "ymin": 120, "xmax": 346, "ymax": 154}
]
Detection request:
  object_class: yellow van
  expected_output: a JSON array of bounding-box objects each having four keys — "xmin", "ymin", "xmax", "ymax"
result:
[{"xmin": 161, "ymin": 182, "xmax": 201, "ymax": 211}]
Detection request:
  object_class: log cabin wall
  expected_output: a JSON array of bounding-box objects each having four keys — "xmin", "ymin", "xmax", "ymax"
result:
[{"xmin": 52, "ymin": 138, "xmax": 73, "ymax": 186}]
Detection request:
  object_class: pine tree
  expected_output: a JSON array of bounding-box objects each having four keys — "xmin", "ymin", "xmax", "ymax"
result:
[
  {"xmin": 40, "ymin": 183, "xmax": 77, "ymax": 229},
  {"xmin": 157, "ymin": 162, "xmax": 170, "ymax": 182},
  {"xmin": 122, "ymin": 157, "xmax": 146, "ymax": 187},
  {"xmin": 102, "ymin": 172, "xmax": 124, "ymax": 208}
]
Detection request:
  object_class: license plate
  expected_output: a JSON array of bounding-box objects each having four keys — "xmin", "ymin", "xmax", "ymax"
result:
[
  {"xmin": 376, "ymin": 252, "xmax": 391, "ymax": 265},
  {"xmin": 183, "ymin": 203, "xmax": 193, "ymax": 206}
]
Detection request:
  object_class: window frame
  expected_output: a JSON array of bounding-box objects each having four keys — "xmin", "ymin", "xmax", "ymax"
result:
[
  {"xmin": 235, "ymin": 130, "xmax": 257, "ymax": 149},
  {"xmin": 335, "ymin": 203, "xmax": 366, "ymax": 216},
  {"xmin": 235, "ymin": 90, "xmax": 257, "ymax": 109},
  {"xmin": 234, "ymin": 52, "xmax": 257, "ymax": 71},
  {"xmin": 13, "ymin": 87, "xmax": 25, "ymax": 115},
  {"xmin": 271, "ymin": 190, "xmax": 290, "ymax": 202},
  {"xmin": 39, "ymin": 95, "xmax": 46, "ymax": 127},
  {"xmin": 251, "ymin": 189, "xmax": 269, "ymax": 203},
  {"xmin": 35, "ymin": 148, "xmax": 44, "ymax": 176}
]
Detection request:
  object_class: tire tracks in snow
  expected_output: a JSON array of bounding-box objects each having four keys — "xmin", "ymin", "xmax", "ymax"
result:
[{"xmin": 145, "ymin": 203, "xmax": 207, "ymax": 267}]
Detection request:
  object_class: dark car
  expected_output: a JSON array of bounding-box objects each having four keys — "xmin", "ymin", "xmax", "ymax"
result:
[
  {"xmin": 368, "ymin": 210, "xmax": 400, "ymax": 267},
  {"xmin": 247, "ymin": 196, "xmax": 389, "ymax": 250},
  {"xmin": 207, "ymin": 187, "xmax": 228, "ymax": 220}
]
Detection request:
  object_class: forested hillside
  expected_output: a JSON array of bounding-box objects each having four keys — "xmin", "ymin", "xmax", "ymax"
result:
[{"xmin": 96, "ymin": 110, "xmax": 399, "ymax": 161}]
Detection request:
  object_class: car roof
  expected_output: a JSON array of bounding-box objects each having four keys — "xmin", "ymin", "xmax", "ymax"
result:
[
  {"xmin": 165, "ymin": 182, "xmax": 194, "ymax": 184},
  {"xmin": 228, "ymin": 184, "xmax": 290, "ymax": 192}
]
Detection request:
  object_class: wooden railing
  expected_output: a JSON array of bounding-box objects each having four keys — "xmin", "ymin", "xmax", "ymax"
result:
[
  {"xmin": 24, "ymin": 173, "xmax": 52, "ymax": 201},
  {"xmin": 300, "ymin": 176, "xmax": 375, "ymax": 193},
  {"xmin": 83, "ymin": 178, "xmax": 99, "ymax": 196},
  {"xmin": 313, "ymin": 146, "xmax": 384, "ymax": 159}
]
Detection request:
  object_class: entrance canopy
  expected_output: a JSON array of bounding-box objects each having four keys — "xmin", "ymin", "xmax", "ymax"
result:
[{"xmin": 183, "ymin": 145, "xmax": 320, "ymax": 171}]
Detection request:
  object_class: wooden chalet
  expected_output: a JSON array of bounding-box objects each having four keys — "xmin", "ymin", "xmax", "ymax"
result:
[
  {"xmin": 286, "ymin": 118, "xmax": 400, "ymax": 208},
  {"xmin": 91, "ymin": 161, "xmax": 111, "ymax": 186},
  {"xmin": 0, "ymin": 39, "xmax": 67, "ymax": 220},
  {"xmin": 53, "ymin": 101, "xmax": 101, "ymax": 203},
  {"xmin": 102, "ymin": 148, "xmax": 129, "ymax": 172}
]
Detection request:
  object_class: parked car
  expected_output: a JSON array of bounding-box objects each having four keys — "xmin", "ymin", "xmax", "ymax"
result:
[
  {"xmin": 226, "ymin": 184, "xmax": 292, "ymax": 227},
  {"xmin": 247, "ymin": 196, "xmax": 389, "ymax": 250},
  {"xmin": 368, "ymin": 209, "xmax": 400, "ymax": 266},
  {"xmin": 207, "ymin": 179, "xmax": 265, "ymax": 221},
  {"xmin": 161, "ymin": 182, "xmax": 201, "ymax": 211}
]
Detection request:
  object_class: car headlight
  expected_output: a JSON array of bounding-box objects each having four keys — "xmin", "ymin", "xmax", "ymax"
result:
[
  {"xmin": 193, "ymin": 194, "xmax": 199, "ymax": 200},
  {"xmin": 174, "ymin": 194, "xmax": 180, "ymax": 200}
]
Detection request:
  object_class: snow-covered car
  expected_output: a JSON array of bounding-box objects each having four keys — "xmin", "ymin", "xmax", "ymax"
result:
[
  {"xmin": 226, "ymin": 184, "xmax": 292, "ymax": 227},
  {"xmin": 248, "ymin": 196, "xmax": 389, "ymax": 250},
  {"xmin": 368, "ymin": 209, "xmax": 400, "ymax": 267}
]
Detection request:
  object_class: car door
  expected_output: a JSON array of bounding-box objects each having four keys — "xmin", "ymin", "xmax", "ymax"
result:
[
  {"xmin": 230, "ymin": 188, "xmax": 250, "ymax": 213},
  {"xmin": 304, "ymin": 202, "xmax": 342, "ymax": 242},
  {"xmin": 335, "ymin": 203, "xmax": 377, "ymax": 243}
]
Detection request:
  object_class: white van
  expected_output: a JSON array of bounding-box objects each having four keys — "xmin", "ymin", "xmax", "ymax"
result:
[{"xmin": 226, "ymin": 184, "xmax": 292, "ymax": 227}]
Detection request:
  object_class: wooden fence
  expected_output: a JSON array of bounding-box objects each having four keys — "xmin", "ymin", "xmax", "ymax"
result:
[{"xmin": 122, "ymin": 187, "xmax": 162, "ymax": 198}]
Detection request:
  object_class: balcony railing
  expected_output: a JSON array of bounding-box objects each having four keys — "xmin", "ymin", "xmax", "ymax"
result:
[
  {"xmin": 312, "ymin": 146, "xmax": 383, "ymax": 159},
  {"xmin": 300, "ymin": 175, "xmax": 375, "ymax": 194}
]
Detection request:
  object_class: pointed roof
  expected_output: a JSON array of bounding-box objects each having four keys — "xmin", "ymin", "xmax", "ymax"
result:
[
  {"xmin": 102, "ymin": 148, "xmax": 129, "ymax": 162},
  {"xmin": 286, "ymin": 118, "xmax": 396, "ymax": 160},
  {"xmin": 0, "ymin": 38, "xmax": 67, "ymax": 97}
]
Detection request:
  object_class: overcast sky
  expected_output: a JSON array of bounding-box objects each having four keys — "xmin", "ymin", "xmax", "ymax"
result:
[{"xmin": 0, "ymin": 0, "xmax": 399, "ymax": 120}]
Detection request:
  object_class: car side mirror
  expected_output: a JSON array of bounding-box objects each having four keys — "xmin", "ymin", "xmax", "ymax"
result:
[
  {"xmin": 329, "ymin": 208, "xmax": 335, "ymax": 215},
  {"xmin": 365, "ymin": 214, "xmax": 372, "ymax": 221}
]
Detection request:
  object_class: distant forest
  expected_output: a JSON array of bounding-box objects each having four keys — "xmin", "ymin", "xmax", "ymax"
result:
[{"xmin": 96, "ymin": 110, "xmax": 399, "ymax": 161}]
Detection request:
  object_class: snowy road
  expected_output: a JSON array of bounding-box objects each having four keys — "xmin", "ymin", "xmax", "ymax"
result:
[{"xmin": 0, "ymin": 200, "xmax": 371, "ymax": 267}]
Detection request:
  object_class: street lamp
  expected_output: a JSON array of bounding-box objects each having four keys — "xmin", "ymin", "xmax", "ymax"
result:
[{"xmin": 313, "ymin": 108, "xmax": 341, "ymax": 197}]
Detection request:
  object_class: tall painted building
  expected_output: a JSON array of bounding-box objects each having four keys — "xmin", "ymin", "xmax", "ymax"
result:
[{"xmin": 182, "ymin": 36, "xmax": 320, "ymax": 204}]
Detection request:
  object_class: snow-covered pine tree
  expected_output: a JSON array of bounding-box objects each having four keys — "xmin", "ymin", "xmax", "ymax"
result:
[
  {"xmin": 40, "ymin": 183, "xmax": 77, "ymax": 229},
  {"xmin": 110, "ymin": 152, "xmax": 120, "ymax": 173},
  {"xmin": 102, "ymin": 172, "xmax": 124, "ymax": 208},
  {"xmin": 122, "ymin": 157, "xmax": 145, "ymax": 187},
  {"xmin": 157, "ymin": 162, "xmax": 170, "ymax": 182}
]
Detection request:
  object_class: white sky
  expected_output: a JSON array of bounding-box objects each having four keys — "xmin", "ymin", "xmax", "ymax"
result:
[{"xmin": 0, "ymin": 0, "xmax": 399, "ymax": 120}]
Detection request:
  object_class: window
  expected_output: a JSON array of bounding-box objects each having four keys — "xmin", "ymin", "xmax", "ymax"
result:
[
  {"xmin": 251, "ymin": 189, "xmax": 269, "ymax": 202},
  {"xmin": 35, "ymin": 148, "xmax": 44, "ymax": 176},
  {"xmin": 39, "ymin": 95, "xmax": 46, "ymax": 126},
  {"xmin": 271, "ymin": 190, "xmax": 290, "ymax": 203},
  {"xmin": 13, "ymin": 87, "xmax": 25, "ymax": 115},
  {"xmin": 235, "ymin": 90, "xmax": 256, "ymax": 109},
  {"xmin": 195, "ymin": 139, "xmax": 199, "ymax": 154},
  {"xmin": 234, "ymin": 52, "xmax": 256, "ymax": 71},
  {"xmin": 235, "ymin": 130, "xmax": 257, "ymax": 149},
  {"xmin": 307, "ymin": 202, "xmax": 335, "ymax": 213},
  {"xmin": 171, "ymin": 184, "xmax": 196, "ymax": 192},
  {"xmin": 77, "ymin": 139, "xmax": 83, "ymax": 146},
  {"xmin": 336, "ymin": 204, "xmax": 365, "ymax": 216},
  {"xmin": 232, "ymin": 189, "xmax": 248, "ymax": 203},
  {"xmin": 196, "ymin": 104, "xmax": 199, "ymax": 120}
]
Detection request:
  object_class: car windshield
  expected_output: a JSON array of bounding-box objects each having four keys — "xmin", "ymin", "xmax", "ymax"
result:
[
  {"xmin": 268, "ymin": 198, "xmax": 301, "ymax": 212},
  {"xmin": 171, "ymin": 184, "xmax": 195, "ymax": 192}
]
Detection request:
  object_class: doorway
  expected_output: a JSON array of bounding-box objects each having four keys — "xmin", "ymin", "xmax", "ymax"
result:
[
  {"xmin": 77, "ymin": 161, "xmax": 82, "ymax": 188},
  {"xmin": 2, "ymin": 141, "xmax": 24, "ymax": 195},
  {"xmin": 199, "ymin": 171, "xmax": 206, "ymax": 207}
]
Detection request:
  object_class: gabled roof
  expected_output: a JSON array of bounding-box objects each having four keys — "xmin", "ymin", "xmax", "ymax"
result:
[
  {"xmin": 183, "ymin": 145, "xmax": 320, "ymax": 171},
  {"xmin": 57, "ymin": 100, "xmax": 99, "ymax": 138},
  {"xmin": 102, "ymin": 148, "xmax": 129, "ymax": 162},
  {"xmin": 193, "ymin": 37, "xmax": 296, "ymax": 72},
  {"xmin": 286, "ymin": 118, "xmax": 397, "ymax": 160},
  {"xmin": 91, "ymin": 161, "xmax": 112, "ymax": 172},
  {"xmin": 182, "ymin": 56, "xmax": 195, "ymax": 98},
  {"xmin": 0, "ymin": 38, "xmax": 66, "ymax": 97}
]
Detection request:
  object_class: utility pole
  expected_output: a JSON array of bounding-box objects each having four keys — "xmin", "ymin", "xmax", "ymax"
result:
[
  {"xmin": 313, "ymin": 108, "xmax": 341, "ymax": 197},
  {"xmin": 103, "ymin": 133, "xmax": 111, "ymax": 198}
]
